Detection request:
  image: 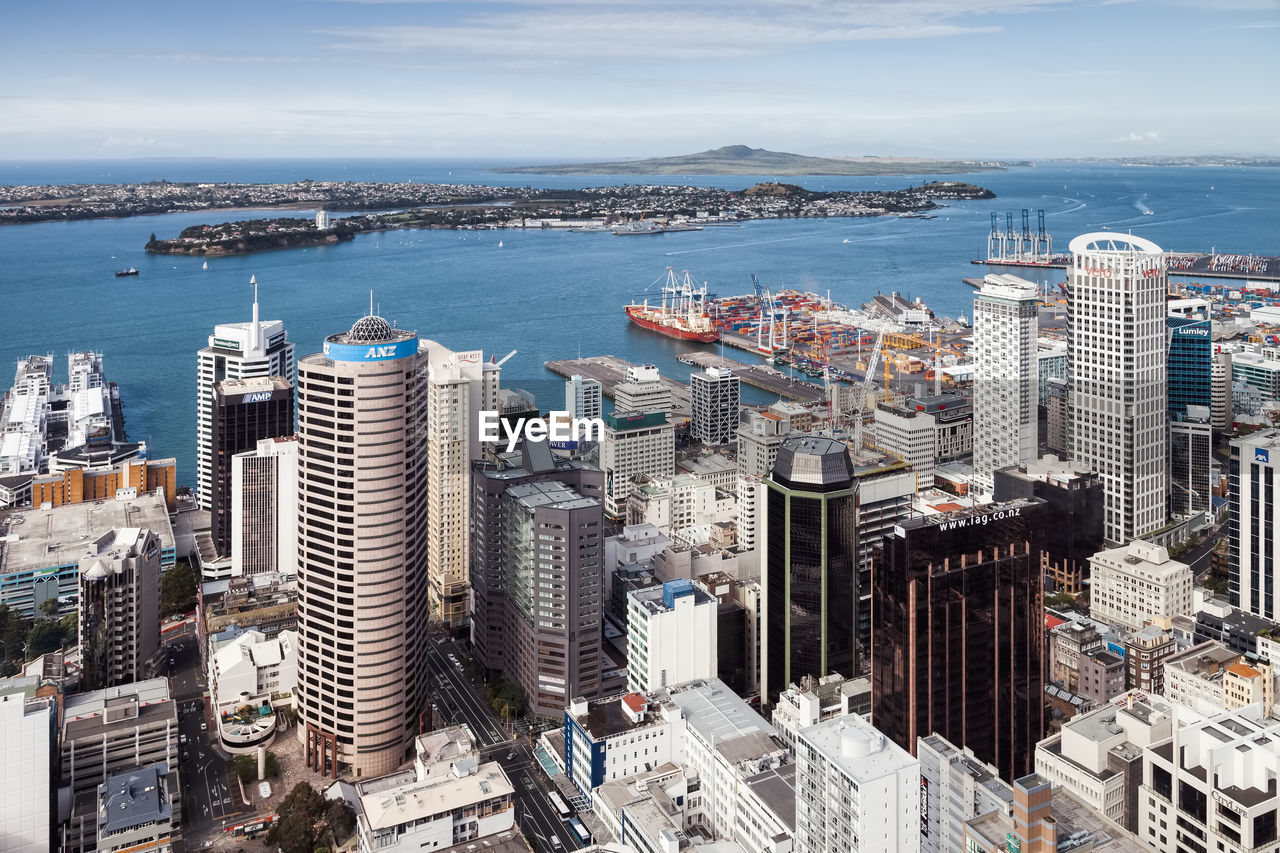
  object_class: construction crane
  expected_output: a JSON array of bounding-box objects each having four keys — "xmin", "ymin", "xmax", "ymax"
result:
[{"xmin": 851, "ymin": 328, "xmax": 886, "ymax": 452}]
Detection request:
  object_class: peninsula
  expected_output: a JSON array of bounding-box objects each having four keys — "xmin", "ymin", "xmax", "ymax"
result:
[
  {"xmin": 495, "ymin": 145, "xmax": 1023, "ymax": 176},
  {"xmin": 143, "ymin": 180, "xmax": 995, "ymax": 256}
]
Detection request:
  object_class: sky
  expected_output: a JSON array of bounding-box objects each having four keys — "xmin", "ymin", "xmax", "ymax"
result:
[{"xmin": 2, "ymin": 0, "xmax": 1277, "ymax": 161}]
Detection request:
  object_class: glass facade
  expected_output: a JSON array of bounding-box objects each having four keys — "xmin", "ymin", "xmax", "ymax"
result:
[
  {"xmin": 872, "ymin": 500, "xmax": 1046, "ymax": 782},
  {"xmin": 1168, "ymin": 318, "xmax": 1213, "ymax": 516},
  {"xmin": 1168, "ymin": 317, "xmax": 1212, "ymax": 415}
]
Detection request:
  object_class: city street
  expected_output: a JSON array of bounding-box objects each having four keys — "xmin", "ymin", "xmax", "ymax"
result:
[
  {"xmin": 163, "ymin": 629, "xmax": 250, "ymax": 844},
  {"xmin": 430, "ymin": 640, "xmax": 586, "ymax": 850}
]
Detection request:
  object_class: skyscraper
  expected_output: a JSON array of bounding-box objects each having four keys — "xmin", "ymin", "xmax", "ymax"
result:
[
  {"xmin": 760, "ymin": 436, "xmax": 858, "ymax": 703},
  {"xmin": 421, "ymin": 340, "xmax": 500, "ymax": 629},
  {"xmin": 196, "ymin": 279, "xmax": 295, "ymax": 511},
  {"xmin": 1230, "ymin": 430, "xmax": 1280, "ymax": 621},
  {"xmin": 972, "ymin": 274, "xmax": 1039, "ymax": 499},
  {"xmin": 295, "ymin": 313, "xmax": 429, "ymax": 779},
  {"xmin": 690, "ymin": 367, "xmax": 740, "ymax": 446},
  {"xmin": 210, "ymin": 376, "xmax": 294, "ymax": 558},
  {"xmin": 232, "ymin": 436, "xmax": 299, "ymax": 578},
  {"xmin": 599, "ymin": 411, "xmax": 675, "ymax": 519},
  {"xmin": 78, "ymin": 527, "xmax": 162, "ymax": 691},
  {"xmin": 1067, "ymin": 233, "xmax": 1168, "ymax": 543},
  {"xmin": 1167, "ymin": 316, "xmax": 1213, "ymax": 517},
  {"xmin": 470, "ymin": 443, "xmax": 606, "ymax": 714},
  {"xmin": 872, "ymin": 499, "xmax": 1046, "ymax": 782}
]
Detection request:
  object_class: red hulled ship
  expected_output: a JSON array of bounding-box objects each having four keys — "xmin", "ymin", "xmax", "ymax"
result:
[{"xmin": 624, "ymin": 268, "xmax": 720, "ymax": 343}]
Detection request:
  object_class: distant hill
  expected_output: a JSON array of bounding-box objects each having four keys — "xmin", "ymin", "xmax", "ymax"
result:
[{"xmin": 495, "ymin": 145, "xmax": 1018, "ymax": 176}]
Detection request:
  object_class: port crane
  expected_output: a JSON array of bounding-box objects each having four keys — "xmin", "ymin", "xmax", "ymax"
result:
[
  {"xmin": 851, "ymin": 328, "xmax": 887, "ymax": 451},
  {"xmin": 752, "ymin": 275, "xmax": 789, "ymax": 354}
]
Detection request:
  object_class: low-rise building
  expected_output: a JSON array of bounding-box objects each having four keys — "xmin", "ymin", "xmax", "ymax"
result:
[
  {"xmin": 963, "ymin": 774, "xmax": 1147, "ymax": 853},
  {"xmin": 207, "ymin": 627, "xmax": 298, "ymax": 704},
  {"xmin": 1162, "ymin": 640, "xmax": 1240, "ymax": 712},
  {"xmin": 337, "ymin": 726, "xmax": 514, "ymax": 853},
  {"xmin": 770, "ymin": 674, "xmax": 868, "ymax": 748},
  {"xmin": 95, "ymin": 765, "xmax": 173, "ymax": 853},
  {"xmin": 1123, "ymin": 625, "xmax": 1176, "ymax": 695}
]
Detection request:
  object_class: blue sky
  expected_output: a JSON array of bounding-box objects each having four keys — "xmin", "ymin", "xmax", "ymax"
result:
[{"xmin": 2, "ymin": 0, "xmax": 1276, "ymax": 160}]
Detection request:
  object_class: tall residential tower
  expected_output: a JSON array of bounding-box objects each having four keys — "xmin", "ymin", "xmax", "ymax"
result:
[{"xmin": 972, "ymin": 274, "xmax": 1039, "ymax": 499}]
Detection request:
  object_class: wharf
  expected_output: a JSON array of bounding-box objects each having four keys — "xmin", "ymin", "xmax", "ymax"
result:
[
  {"xmin": 973, "ymin": 254, "xmax": 1280, "ymax": 282},
  {"xmin": 675, "ymin": 353, "xmax": 827, "ymax": 404},
  {"xmin": 545, "ymin": 356, "xmax": 691, "ymax": 416}
]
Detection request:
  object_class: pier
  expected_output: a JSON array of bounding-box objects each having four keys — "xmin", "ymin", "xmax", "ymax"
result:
[
  {"xmin": 675, "ymin": 353, "xmax": 827, "ymax": 404},
  {"xmin": 545, "ymin": 356, "xmax": 692, "ymax": 416}
]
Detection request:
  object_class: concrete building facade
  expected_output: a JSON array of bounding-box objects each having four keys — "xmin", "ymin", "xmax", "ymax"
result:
[{"xmin": 972, "ymin": 274, "xmax": 1039, "ymax": 499}]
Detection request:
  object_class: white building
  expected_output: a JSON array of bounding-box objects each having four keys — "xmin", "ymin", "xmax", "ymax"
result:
[
  {"xmin": 917, "ymin": 734, "xmax": 1013, "ymax": 853},
  {"xmin": 626, "ymin": 579, "xmax": 718, "ymax": 692},
  {"xmin": 737, "ymin": 409, "xmax": 791, "ymax": 479},
  {"xmin": 196, "ymin": 281, "xmax": 294, "ymax": 511},
  {"xmin": 1037, "ymin": 338, "xmax": 1069, "ymax": 405},
  {"xmin": 1034, "ymin": 692, "xmax": 1173, "ymax": 832},
  {"xmin": 1140, "ymin": 705, "xmax": 1280, "ymax": 853},
  {"xmin": 421, "ymin": 339, "xmax": 501, "ymax": 628},
  {"xmin": 772, "ymin": 674, "xmax": 868, "ymax": 748},
  {"xmin": 736, "ymin": 475, "xmax": 763, "ymax": 553},
  {"xmin": 231, "ymin": 436, "xmax": 298, "ymax": 578},
  {"xmin": 627, "ymin": 473, "xmax": 727, "ymax": 535},
  {"xmin": 565, "ymin": 374, "xmax": 603, "ymax": 421},
  {"xmin": 1212, "ymin": 351, "xmax": 1232, "ymax": 430},
  {"xmin": 1162, "ymin": 640, "xmax": 1247, "ymax": 714},
  {"xmin": 614, "ymin": 363, "xmax": 673, "ymax": 414},
  {"xmin": 0, "ymin": 684, "xmax": 57, "ymax": 853},
  {"xmin": 1088, "ymin": 540, "xmax": 1191, "ymax": 632},
  {"xmin": 1231, "ymin": 430, "xmax": 1280, "ymax": 620},
  {"xmin": 208, "ymin": 628, "xmax": 299, "ymax": 705},
  {"xmin": 600, "ymin": 411, "xmax": 675, "ymax": 519},
  {"xmin": 337, "ymin": 726, "xmax": 515, "ymax": 853},
  {"xmin": 972, "ymin": 274, "xmax": 1039, "ymax": 499},
  {"xmin": 873, "ymin": 404, "xmax": 938, "ymax": 486},
  {"xmin": 690, "ymin": 367, "xmax": 740, "ymax": 446},
  {"xmin": 1067, "ymin": 233, "xmax": 1168, "ymax": 543},
  {"xmin": 794, "ymin": 715, "xmax": 920, "ymax": 853}
]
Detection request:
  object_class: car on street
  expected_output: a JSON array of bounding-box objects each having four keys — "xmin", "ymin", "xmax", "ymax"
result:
[{"xmin": 200, "ymin": 722, "xmax": 207, "ymax": 731}]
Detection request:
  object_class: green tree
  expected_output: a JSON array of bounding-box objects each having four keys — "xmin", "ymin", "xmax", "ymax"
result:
[
  {"xmin": 38, "ymin": 598, "xmax": 61, "ymax": 619},
  {"xmin": 26, "ymin": 620, "xmax": 67, "ymax": 657},
  {"xmin": 265, "ymin": 782, "xmax": 326, "ymax": 853},
  {"xmin": 265, "ymin": 750, "xmax": 281, "ymax": 778},
  {"xmin": 233, "ymin": 754, "xmax": 257, "ymax": 783},
  {"xmin": 161, "ymin": 562, "xmax": 197, "ymax": 617}
]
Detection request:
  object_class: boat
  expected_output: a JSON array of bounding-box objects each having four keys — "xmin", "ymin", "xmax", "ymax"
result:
[
  {"xmin": 625, "ymin": 268, "xmax": 720, "ymax": 343},
  {"xmin": 114, "ymin": 267, "xmax": 139, "ymax": 277},
  {"xmin": 612, "ymin": 221, "xmax": 704, "ymax": 236},
  {"xmin": 202, "ymin": 261, "xmax": 208, "ymax": 270},
  {"xmin": 498, "ymin": 240, "xmax": 504, "ymax": 248}
]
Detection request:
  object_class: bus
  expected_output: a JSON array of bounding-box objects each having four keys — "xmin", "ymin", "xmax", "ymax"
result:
[
  {"xmin": 547, "ymin": 791, "xmax": 573, "ymax": 819},
  {"xmin": 568, "ymin": 816, "xmax": 593, "ymax": 845}
]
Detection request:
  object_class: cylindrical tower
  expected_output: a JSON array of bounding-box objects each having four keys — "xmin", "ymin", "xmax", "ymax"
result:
[{"xmin": 295, "ymin": 313, "xmax": 430, "ymax": 779}]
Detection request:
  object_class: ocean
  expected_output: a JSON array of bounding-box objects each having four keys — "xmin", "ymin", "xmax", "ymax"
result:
[{"xmin": 0, "ymin": 159, "xmax": 1276, "ymax": 485}]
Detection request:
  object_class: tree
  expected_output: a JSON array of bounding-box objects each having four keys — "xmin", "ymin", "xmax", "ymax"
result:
[
  {"xmin": 265, "ymin": 750, "xmax": 281, "ymax": 778},
  {"xmin": 161, "ymin": 562, "xmax": 197, "ymax": 617},
  {"xmin": 38, "ymin": 598, "xmax": 61, "ymax": 619},
  {"xmin": 265, "ymin": 782, "xmax": 326, "ymax": 853},
  {"xmin": 233, "ymin": 754, "xmax": 257, "ymax": 783},
  {"xmin": 26, "ymin": 620, "xmax": 67, "ymax": 657}
]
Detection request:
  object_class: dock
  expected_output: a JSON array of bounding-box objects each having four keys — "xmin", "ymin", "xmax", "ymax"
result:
[
  {"xmin": 675, "ymin": 353, "xmax": 827, "ymax": 404},
  {"xmin": 545, "ymin": 356, "xmax": 692, "ymax": 416}
]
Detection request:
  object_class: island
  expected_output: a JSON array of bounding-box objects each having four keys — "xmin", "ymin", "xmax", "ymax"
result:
[
  {"xmin": 495, "ymin": 145, "xmax": 1026, "ymax": 176},
  {"xmin": 141, "ymin": 180, "xmax": 996, "ymax": 256}
]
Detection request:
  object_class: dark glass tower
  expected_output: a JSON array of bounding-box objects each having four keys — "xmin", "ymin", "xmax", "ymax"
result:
[
  {"xmin": 210, "ymin": 376, "xmax": 294, "ymax": 558},
  {"xmin": 872, "ymin": 498, "xmax": 1046, "ymax": 783},
  {"xmin": 761, "ymin": 436, "xmax": 857, "ymax": 704},
  {"xmin": 1168, "ymin": 317, "xmax": 1213, "ymax": 516}
]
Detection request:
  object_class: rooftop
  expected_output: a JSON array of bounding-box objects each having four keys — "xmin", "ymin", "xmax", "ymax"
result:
[
  {"xmin": 1165, "ymin": 641, "xmax": 1240, "ymax": 681},
  {"xmin": 745, "ymin": 760, "xmax": 797, "ymax": 832},
  {"xmin": 1, "ymin": 490, "xmax": 174, "ymax": 577},
  {"xmin": 97, "ymin": 764, "xmax": 170, "ymax": 835},
  {"xmin": 796, "ymin": 714, "xmax": 916, "ymax": 784},
  {"xmin": 358, "ymin": 761, "xmax": 513, "ymax": 830}
]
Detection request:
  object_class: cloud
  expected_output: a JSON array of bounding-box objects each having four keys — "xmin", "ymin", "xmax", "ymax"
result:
[{"xmin": 1117, "ymin": 131, "xmax": 1163, "ymax": 143}]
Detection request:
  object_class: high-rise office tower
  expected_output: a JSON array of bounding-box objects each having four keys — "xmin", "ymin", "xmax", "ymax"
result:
[
  {"xmin": 600, "ymin": 411, "xmax": 675, "ymax": 519},
  {"xmin": 470, "ymin": 443, "xmax": 606, "ymax": 714},
  {"xmin": 1230, "ymin": 430, "xmax": 1280, "ymax": 621},
  {"xmin": 565, "ymin": 374, "xmax": 602, "ymax": 421},
  {"xmin": 210, "ymin": 376, "xmax": 293, "ymax": 558},
  {"xmin": 760, "ymin": 436, "xmax": 857, "ymax": 703},
  {"xmin": 690, "ymin": 367, "xmax": 740, "ymax": 446},
  {"xmin": 1168, "ymin": 316, "xmax": 1214, "ymax": 517},
  {"xmin": 737, "ymin": 409, "xmax": 791, "ymax": 479},
  {"xmin": 613, "ymin": 364, "xmax": 673, "ymax": 414},
  {"xmin": 421, "ymin": 340, "xmax": 500, "ymax": 629},
  {"xmin": 872, "ymin": 498, "xmax": 1046, "ymax": 782},
  {"xmin": 1067, "ymin": 233, "xmax": 1168, "ymax": 543},
  {"xmin": 78, "ymin": 528, "xmax": 162, "ymax": 691},
  {"xmin": 196, "ymin": 280, "xmax": 295, "ymax": 511},
  {"xmin": 295, "ymin": 313, "xmax": 429, "ymax": 779},
  {"xmin": 232, "ymin": 436, "xmax": 299, "ymax": 578},
  {"xmin": 972, "ymin": 274, "xmax": 1039, "ymax": 499}
]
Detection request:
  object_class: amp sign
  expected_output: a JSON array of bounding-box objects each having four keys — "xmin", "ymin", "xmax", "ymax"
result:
[{"xmin": 242, "ymin": 392, "xmax": 274, "ymax": 403}]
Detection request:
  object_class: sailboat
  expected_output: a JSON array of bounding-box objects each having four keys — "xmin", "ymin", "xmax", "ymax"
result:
[
  {"xmin": 202, "ymin": 260, "xmax": 208, "ymax": 270},
  {"xmin": 498, "ymin": 240, "xmax": 503, "ymax": 248}
]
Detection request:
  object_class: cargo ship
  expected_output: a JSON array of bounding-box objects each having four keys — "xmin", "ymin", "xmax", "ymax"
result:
[{"xmin": 625, "ymin": 268, "xmax": 720, "ymax": 343}]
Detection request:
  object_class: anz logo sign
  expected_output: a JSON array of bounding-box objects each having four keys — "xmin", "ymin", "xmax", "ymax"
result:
[
  {"xmin": 1257, "ymin": 448, "xmax": 1271, "ymax": 464},
  {"xmin": 364, "ymin": 345, "xmax": 399, "ymax": 359},
  {"xmin": 242, "ymin": 391, "xmax": 274, "ymax": 403}
]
